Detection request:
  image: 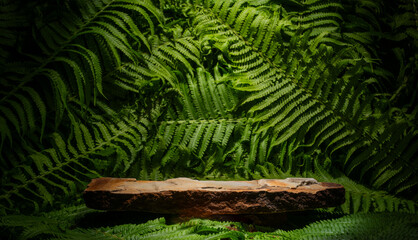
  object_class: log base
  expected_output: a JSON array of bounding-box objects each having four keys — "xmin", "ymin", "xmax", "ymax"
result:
[{"xmin": 84, "ymin": 177, "xmax": 345, "ymax": 218}]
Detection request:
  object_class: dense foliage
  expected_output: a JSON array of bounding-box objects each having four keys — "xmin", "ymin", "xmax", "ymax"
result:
[{"xmin": 0, "ymin": 0, "xmax": 417, "ymax": 238}]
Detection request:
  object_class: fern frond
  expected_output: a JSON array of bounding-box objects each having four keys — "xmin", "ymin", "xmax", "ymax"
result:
[
  {"xmin": 1, "ymin": 1, "xmax": 417, "ymax": 235},
  {"xmin": 0, "ymin": 0, "xmax": 162, "ymax": 150},
  {"xmin": 0, "ymin": 113, "xmax": 149, "ymax": 212},
  {"xmin": 0, "ymin": 0, "xmax": 28, "ymax": 64},
  {"xmin": 145, "ymin": 68, "xmax": 250, "ymax": 176},
  {"xmin": 186, "ymin": 0, "xmax": 417, "ymax": 197},
  {"xmin": 283, "ymin": 212, "xmax": 418, "ymax": 239},
  {"xmin": 3, "ymin": 205, "xmax": 417, "ymax": 240},
  {"xmin": 311, "ymin": 158, "xmax": 417, "ymax": 214}
]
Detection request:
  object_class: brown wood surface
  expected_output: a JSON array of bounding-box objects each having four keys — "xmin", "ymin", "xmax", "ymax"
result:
[{"xmin": 83, "ymin": 177, "xmax": 345, "ymax": 217}]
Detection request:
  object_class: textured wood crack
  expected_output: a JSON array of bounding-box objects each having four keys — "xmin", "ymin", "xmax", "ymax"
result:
[{"xmin": 84, "ymin": 177, "xmax": 345, "ymax": 217}]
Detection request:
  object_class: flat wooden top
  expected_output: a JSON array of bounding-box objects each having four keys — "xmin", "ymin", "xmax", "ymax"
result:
[{"xmin": 85, "ymin": 177, "xmax": 343, "ymax": 194}]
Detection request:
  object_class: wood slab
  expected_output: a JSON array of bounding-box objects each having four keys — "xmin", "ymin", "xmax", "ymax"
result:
[{"xmin": 83, "ymin": 177, "xmax": 345, "ymax": 217}]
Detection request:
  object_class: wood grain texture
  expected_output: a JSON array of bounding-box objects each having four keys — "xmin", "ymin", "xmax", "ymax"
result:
[{"xmin": 84, "ymin": 177, "xmax": 345, "ymax": 217}]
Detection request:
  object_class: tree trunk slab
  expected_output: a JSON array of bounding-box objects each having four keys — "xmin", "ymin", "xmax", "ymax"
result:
[{"xmin": 84, "ymin": 177, "xmax": 345, "ymax": 217}]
